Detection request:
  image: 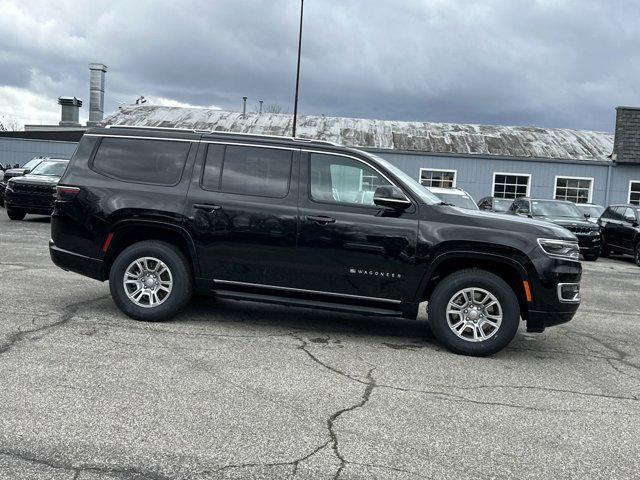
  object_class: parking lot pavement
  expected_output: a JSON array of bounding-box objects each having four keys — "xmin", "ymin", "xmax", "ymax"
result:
[{"xmin": 0, "ymin": 213, "xmax": 639, "ymax": 480}]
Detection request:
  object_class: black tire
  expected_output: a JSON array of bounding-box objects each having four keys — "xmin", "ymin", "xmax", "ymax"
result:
[
  {"xmin": 635, "ymin": 244, "xmax": 640, "ymax": 267},
  {"xmin": 109, "ymin": 240, "xmax": 193, "ymax": 322},
  {"xmin": 7, "ymin": 208, "xmax": 25, "ymax": 220},
  {"xmin": 0, "ymin": 196, "xmax": 4, "ymax": 208},
  {"xmin": 583, "ymin": 253, "xmax": 599, "ymax": 261},
  {"xmin": 427, "ymin": 269, "xmax": 520, "ymax": 356},
  {"xmin": 600, "ymin": 236, "xmax": 610, "ymax": 257}
]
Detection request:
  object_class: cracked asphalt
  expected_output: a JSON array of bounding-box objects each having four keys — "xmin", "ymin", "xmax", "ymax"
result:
[{"xmin": 0, "ymin": 213, "xmax": 639, "ymax": 480}]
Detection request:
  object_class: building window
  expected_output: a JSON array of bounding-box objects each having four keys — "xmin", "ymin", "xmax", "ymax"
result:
[
  {"xmin": 554, "ymin": 176, "xmax": 593, "ymax": 203},
  {"xmin": 419, "ymin": 169, "xmax": 456, "ymax": 188},
  {"xmin": 629, "ymin": 181, "xmax": 640, "ymax": 205},
  {"xmin": 492, "ymin": 173, "xmax": 530, "ymax": 199}
]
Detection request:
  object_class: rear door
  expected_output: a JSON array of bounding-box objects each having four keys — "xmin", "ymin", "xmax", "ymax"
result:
[
  {"xmin": 605, "ymin": 207, "xmax": 624, "ymax": 248},
  {"xmin": 183, "ymin": 140, "xmax": 300, "ymax": 286}
]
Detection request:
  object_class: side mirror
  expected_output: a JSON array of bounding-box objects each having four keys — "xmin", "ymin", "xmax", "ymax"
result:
[
  {"xmin": 584, "ymin": 212, "xmax": 591, "ymax": 219},
  {"xmin": 23, "ymin": 169, "xmax": 31, "ymax": 174},
  {"xmin": 373, "ymin": 185, "xmax": 411, "ymax": 209}
]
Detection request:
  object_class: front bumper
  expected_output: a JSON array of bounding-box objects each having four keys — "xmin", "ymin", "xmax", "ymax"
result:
[
  {"xmin": 5, "ymin": 190, "xmax": 55, "ymax": 214},
  {"xmin": 575, "ymin": 232, "xmax": 601, "ymax": 256},
  {"xmin": 526, "ymin": 255, "xmax": 581, "ymax": 333}
]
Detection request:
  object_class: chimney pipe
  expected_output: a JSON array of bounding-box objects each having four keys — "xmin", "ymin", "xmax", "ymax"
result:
[
  {"xmin": 259, "ymin": 100, "xmax": 263, "ymax": 114},
  {"xmin": 88, "ymin": 63, "xmax": 108, "ymax": 126},
  {"xmin": 242, "ymin": 96, "xmax": 247, "ymax": 117},
  {"xmin": 58, "ymin": 97, "xmax": 83, "ymax": 127}
]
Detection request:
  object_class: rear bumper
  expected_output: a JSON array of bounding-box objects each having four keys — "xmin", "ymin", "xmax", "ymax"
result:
[{"xmin": 49, "ymin": 240, "xmax": 104, "ymax": 281}]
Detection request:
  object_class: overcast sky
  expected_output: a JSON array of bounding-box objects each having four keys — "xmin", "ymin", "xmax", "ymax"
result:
[{"xmin": 0, "ymin": 0, "xmax": 638, "ymax": 131}]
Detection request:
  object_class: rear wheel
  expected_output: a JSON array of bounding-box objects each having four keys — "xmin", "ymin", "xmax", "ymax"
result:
[
  {"xmin": 7, "ymin": 208, "xmax": 25, "ymax": 220},
  {"xmin": 635, "ymin": 244, "xmax": 640, "ymax": 267},
  {"xmin": 427, "ymin": 269, "xmax": 520, "ymax": 356},
  {"xmin": 109, "ymin": 240, "xmax": 193, "ymax": 321}
]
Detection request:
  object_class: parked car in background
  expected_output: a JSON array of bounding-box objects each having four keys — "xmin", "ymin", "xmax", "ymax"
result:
[
  {"xmin": 49, "ymin": 126, "xmax": 582, "ymax": 357},
  {"xmin": 425, "ymin": 186, "xmax": 478, "ymax": 210},
  {"xmin": 477, "ymin": 196, "xmax": 513, "ymax": 213},
  {"xmin": 0, "ymin": 156, "xmax": 50, "ymax": 207},
  {"xmin": 598, "ymin": 205, "xmax": 640, "ymax": 265},
  {"xmin": 5, "ymin": 159, "xmax": 69, "ymax": 220},
  {"xmin": 575, "ymin": 203, "xmax": 605, "ymax": 224},
  {"xmin": 507, "ymin": 197, "xmax": 601, "ymax": 261}
]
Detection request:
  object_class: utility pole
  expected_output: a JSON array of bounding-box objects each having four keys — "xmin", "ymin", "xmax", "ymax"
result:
[{"xmin": 292, "ymin": 0, "xmax": 304, "ymax": 137}]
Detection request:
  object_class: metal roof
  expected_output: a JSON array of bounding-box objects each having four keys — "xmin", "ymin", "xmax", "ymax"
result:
[{"xmin": 103, "ymin": 106, "xmax": 614, "ymax": 162}]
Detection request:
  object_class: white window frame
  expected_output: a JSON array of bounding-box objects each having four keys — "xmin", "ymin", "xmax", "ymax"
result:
[
  {"xmin": 419, "ymin": 168, "xmax": 457, "ymax": 188},
  {"xmin": 628, "ymin": 180, "xmax": 640, "ymax": 205},
  {"xmin": 492, "ymin": 172, "xmax": 531, "ymax": 199},
  {"xmin": 553, "ymin": 175, "xmax": 594, "ymax": 204}
]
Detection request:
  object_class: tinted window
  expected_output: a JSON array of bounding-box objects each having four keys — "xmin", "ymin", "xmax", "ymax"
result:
[
  {"xmin": 201, "ymin": 144, "xmax": 225, "ymax": 191},
  {"xmin": 310, "ymin": 153, "xmax": 392, "ymax": 206},
  {"xmin": 213, "ymin": 145, "xmax": 292, "ymax": 198},
  {"xmin": 611, "ymin": 206, "xmax": 624, "ymax": 220},
  {"xmin": 92, "ymin": 138, "xmax": 190, "ymax": 185}
]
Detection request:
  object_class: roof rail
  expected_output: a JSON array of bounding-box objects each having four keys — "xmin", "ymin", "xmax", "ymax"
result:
[
  {"xmin": 104, "ymin": 124, "xmax": 339, "ymax": 146},
  {"xmin": 105, "ymin": 125, "xmax": 201, "ymax": 134}
]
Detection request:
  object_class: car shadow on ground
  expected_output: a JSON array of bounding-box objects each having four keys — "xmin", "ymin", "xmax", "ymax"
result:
[{"xmin": 171, "ymin": 295, "xmax": 437, "ymax": 348}]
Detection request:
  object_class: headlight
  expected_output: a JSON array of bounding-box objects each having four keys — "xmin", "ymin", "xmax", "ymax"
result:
[{"xmin": 537, "ymin": 238, "xmax": 579, "ymax": 260}]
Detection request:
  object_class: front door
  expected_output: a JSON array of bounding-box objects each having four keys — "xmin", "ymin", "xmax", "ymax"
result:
[
  {"xmin": 296, "ymin": 151, "xmax": 419, "ymax": 303},
  {"xmin": 619, "ymin": 207, "xmax": 638, "ymax": 251},
  {"xmin": 183, "ymin": 141, "xmax": 300, "ymax": 286}
]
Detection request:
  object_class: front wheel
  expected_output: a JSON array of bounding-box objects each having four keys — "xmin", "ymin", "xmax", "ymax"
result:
[
  {"xmin": 109, "ymin": 240, "xmax": 193, "ymax": 321},
  {"xmin": 583, "ymin": 253, "xmax": 599, "ymax": 261},
  {"xmin": 7, "ymin": 208, "xmax": 25, "ymax": 220},
  {"xmin": 635, "ymin": 244, "xmax": 640, "ymax": 267},
  {"xmin": 427, "ymin": 269, "xmax": 520, "ymax": 356}
]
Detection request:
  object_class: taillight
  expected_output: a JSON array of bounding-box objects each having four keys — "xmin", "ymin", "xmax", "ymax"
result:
[{"xmin": 56, "ymin": 185, "xmax": 80, "ymax": 201}]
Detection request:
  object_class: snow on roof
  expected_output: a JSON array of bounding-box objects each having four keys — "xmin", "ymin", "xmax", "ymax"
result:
[{"xmin": 103, "ymin": 105, "xmax": 614, "ymax": 162}]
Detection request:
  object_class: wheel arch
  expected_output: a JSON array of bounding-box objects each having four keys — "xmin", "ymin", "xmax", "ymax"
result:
[
  {"xmin": 100, "ymin": 220, "xmax": 199, "ymax": 280},
  {"xmin": 417, "ymin": 251, "xmax": 531, "ymax": 318}
]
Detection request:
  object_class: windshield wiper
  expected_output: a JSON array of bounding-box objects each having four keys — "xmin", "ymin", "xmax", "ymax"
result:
[{"xmin": 438, "ymin": 201, "xmax": 455, "ymax": 206}]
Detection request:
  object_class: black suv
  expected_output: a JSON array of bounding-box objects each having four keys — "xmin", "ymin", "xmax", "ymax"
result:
[
  {"xmin": 50, "ymin": 126, "xmax": 582, "ymax": 356},
  {"xmin": 0, "ymin": 156, "xmax": 49, "ymax": 207},
  {"xmin": 5, "ymin": 159, "xmax": 69, "ymax": 220},
  {"xmin": 599, "ymin": 205, "xmax": 640, "ymax": 265},
  {"xmin": 507, "ymin": 198, "xmax": 601, "ymax": 261}
]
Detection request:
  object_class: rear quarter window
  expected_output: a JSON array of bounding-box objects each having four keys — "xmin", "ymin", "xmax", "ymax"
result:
[{"xmin": 91, "ymin": 137, "xmax": 191, "ymax": 186}]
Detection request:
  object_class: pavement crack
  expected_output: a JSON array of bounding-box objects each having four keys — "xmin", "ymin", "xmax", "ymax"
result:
[
  {"xmin": 0, "ymin": 449, "xmax": 171, "ymax": 480},
  {"xmin": 290, "ymin": 333, "xmax": 368, "ymax": 385},
  {"xmin": 327, "ymin": 368, "xmax": 376, "ymax": 480},
  {"xmin": 0, "ymin": 295, "xmax": 109, "ymax": 357}
]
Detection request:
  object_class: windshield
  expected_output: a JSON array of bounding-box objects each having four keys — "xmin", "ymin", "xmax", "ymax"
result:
[
  {"xmin": 434, "ymin": 191, "xmax": 478, "ymax": 210},
  {"xmin": 364, "ymin": 153, "xmax": 441, "ymax": 205},
  {"xmin": 31, "ymin": 161, "xmax": 68, "ymax": 177},
  {"xmin": 493, "ymin": 198, "xmax": 512, "ymax": 212},
  {"xmin": 22, "ymin": 158, "xmax": 43, "ymax": 170},
  {"xmin": 531, "ymin": 200, "xmax": 582, "ymax": 218},
  {"xmin": 576, "ymin": 204, "xmax": 604, "ymax": 218}
]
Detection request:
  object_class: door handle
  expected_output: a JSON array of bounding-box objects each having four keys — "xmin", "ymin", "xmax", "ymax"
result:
[
  {"xmin": 193, "ymin": 203, "xmax": 222, "ymax": 213},
  {"xmin": 306, "ymin": 215, "xmax": 336, "ymax": 224}
]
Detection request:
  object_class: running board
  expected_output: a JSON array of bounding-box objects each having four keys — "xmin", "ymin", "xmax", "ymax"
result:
[{"xmin": 213, "ymin": 289, "xmax": 403, "ymax": 317}]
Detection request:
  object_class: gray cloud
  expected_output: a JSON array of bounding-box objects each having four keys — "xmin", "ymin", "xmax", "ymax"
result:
[{"xmin": 0, "ymin": 0, "xmax": 638, "ymax": 131}]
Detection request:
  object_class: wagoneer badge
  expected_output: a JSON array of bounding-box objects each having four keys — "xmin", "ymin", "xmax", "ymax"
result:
[{"xmin": 349, "ymin": 268, "xmax": 402, "ymax": 279}]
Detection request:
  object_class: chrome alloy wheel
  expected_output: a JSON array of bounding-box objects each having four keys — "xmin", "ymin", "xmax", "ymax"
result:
[
  {"xmin": 446, "ymin": 288, "xmax": 502, "ymax": 342},
  {"xmin": 123, "ymin": 257, "xmax": 173, "ymax": 308}
]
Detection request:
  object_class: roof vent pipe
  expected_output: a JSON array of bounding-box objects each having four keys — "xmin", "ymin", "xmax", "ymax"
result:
[
  {"xmin": 242, "ymin": 96, "xmax": 247, "ymax": 117},
  {"xmin": 88, "ymin": 63, "xmax": 107, "ymax": 126},
  {"xmin": 58, "ymin": 97, "xmax": 83, "ymax": 126}
]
